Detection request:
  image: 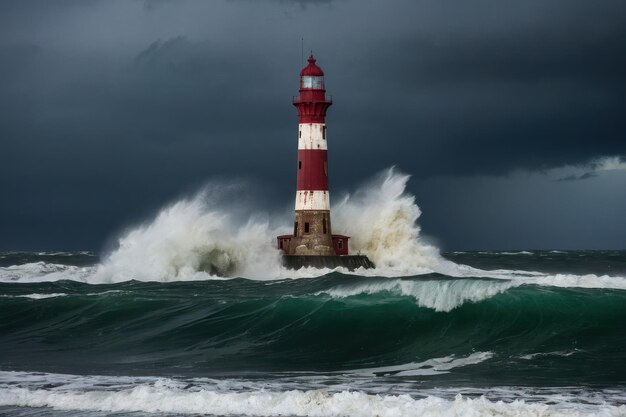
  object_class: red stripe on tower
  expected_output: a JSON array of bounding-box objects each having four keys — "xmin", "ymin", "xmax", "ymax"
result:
[{"xmin": 297, "ymin": 149, "xmax": 328, "ymax": 190}]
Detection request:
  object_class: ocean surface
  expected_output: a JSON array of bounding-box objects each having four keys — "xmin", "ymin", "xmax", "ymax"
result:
[
  {"xmin": 1, "ymin": 172, "xmax": 625, "ymax": 416},
  {"xmin": 1, "ymin": 250, "xmax": 625, "ymax": 416}
]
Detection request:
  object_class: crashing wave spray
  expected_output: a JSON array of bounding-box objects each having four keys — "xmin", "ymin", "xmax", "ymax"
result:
[
  {"xmin": 332, "ymin": 167, "xmax": 443, "ymax": 275},
  {"xmin": 94, "ymin": 182, "xmax": 285, "ymax": 282},
  {"xmin": 93, "ymin": 168, "xmax": 443, "ymax": 282}
]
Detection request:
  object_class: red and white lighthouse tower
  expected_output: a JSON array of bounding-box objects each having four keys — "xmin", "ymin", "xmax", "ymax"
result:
[{"xmin": 277, "ymin": 54, "xmax": 352, "ymax": 259}]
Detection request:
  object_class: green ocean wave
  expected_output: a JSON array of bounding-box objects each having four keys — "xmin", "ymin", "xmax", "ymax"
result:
[{"xmin": 1, "ymin": 274, "xmax": 625, "ymax": 384}]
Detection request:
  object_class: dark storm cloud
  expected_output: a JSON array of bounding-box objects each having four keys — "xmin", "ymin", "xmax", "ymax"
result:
[
  {"xmin": 0, "ymin": 31, "xmax": 295, "ymax": 249},
  {"xmin": 0, "ymin": 0, "xmax": 624, "ymax": 250},
  {"xmin": 330, "ymin": 3, "xmax": 626, "ymax": 179}
]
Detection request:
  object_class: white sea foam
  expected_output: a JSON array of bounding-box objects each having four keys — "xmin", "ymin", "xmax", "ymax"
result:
[
  {"xmin": 477, "ymin": 251, "xmax": 535, "ymax": 256},
  {"xmin": 92, "ymin": 183, "xmax": 286, "ymax": 283},
  {"xmin": 519, "ymin": 350, "xmax": 579, "ymax": 360},
  {"xmin": 0, "ymin": 293, "xmax": 68, "ymax": 299},
  {"xmin": 444, "ymin": 268, "xmax": 626, "ymax": 291},
  {"xmin": 318, "ymin": 272, "xmax": 626, "ymax": 310},
  {"xmin": 519, "ymin": 273, "xmax": 626, "ymax": 290},
  {"xmin": 343, "ymin": 352, "xmax": 494, "ymax": 376},
  {"xmin": 318, "ymin": 278, "xmax": 517, "ymax": 312},
  {"xmin": 0, "ymin": 290, "xmax": 125, "ymax": 299},
  {"xmin": 0, "ymin": 262, "xmax": 94, "ymax": 283},
  {"xmin": 331, "ymin": 168, "xmax": 442, "ymax": 274},
  {"xmin": 0, "ymin": 370, "xmax": 624, "ymax": 417}
]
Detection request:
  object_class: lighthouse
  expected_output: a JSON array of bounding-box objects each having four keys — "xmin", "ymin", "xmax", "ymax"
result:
[{"xmin": 277, "ymin": 54, "xmax": 374, "ymax": 270}]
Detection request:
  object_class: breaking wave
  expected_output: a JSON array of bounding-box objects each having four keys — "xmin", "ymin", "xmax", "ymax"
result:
[
  {"xmin": 0, "ymin": 262, "xmax": 95, "ymax": 283},
  {"xmin": 88, "ymin": 168, "xmax": 446, "ymax": 282},
  {"xmin": 331, "ymin": 169, "xmax": 441, "ymax": 273},
  {"xmin": 94, "ymin": 183, "xmax": 285, "ymax": 282},
  {"xmin": 2, "ymin": 273, "xmax": 625, "ymax": 377},
  {"xmin": 0, "ymin": 371, "xmax": 624, "ymax": 417},
  {"xmin": 318, "ymin": 278, "xmax": 517, "ymax": 312}
]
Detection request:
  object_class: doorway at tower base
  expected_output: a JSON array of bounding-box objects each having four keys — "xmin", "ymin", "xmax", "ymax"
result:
[{"xmin": 282, "ymin": 255, "xmax": 375, "ymax": 271}]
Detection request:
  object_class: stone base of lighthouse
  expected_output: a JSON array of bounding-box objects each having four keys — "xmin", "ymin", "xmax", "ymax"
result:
[
  {"xmin": 288, "ymin": 210, "xmax": 334, "ymax": 255},
  {"xmin": 282, "ymin": 255, "xmax": 375, "ymax": 271}
]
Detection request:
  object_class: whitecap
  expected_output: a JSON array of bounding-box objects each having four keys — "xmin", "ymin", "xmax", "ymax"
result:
[
  {"xmin": 0, "ymin": 262, "xmax": 95, "ymax": 283},
  {"xmin": 0, "ymin": 370, "xmax": 624, "ymax": 417},
  {"xmin": 318, "ymin": 278, "xmax": 517, "ymax": 312},
  {"xmin": 342, "ymin": 352, "xmax": 494, "ymax": 376}
]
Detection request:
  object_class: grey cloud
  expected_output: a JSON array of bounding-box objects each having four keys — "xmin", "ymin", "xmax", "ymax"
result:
[
  {"xmin": 557, "ymin": 172, "xmax": 597, "ymax": 182},
  {"xmin": 579, "ymin": 172, "xmax": 598, "ymax": 180}
]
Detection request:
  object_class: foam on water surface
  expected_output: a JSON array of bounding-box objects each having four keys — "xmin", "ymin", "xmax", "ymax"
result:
[
  {"xmin": 0, "ymin": 371, "xmax": 624, "ymax": 417},
  {"xmin": 0, "ymin": 262, "xmax": 95, "ymax": 283},
  {"xmin": 341, "ymin": 352, "xmax": 495, "ymax": 376}
]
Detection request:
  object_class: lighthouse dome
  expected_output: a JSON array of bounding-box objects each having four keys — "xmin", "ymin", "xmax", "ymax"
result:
[{"xmin": 300, "ymin": 54, "xmax": 324, "ymax": 76}]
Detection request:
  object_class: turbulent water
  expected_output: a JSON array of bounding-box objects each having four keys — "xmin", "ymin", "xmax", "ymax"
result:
[{"xmin": 1, "ymin": 170, "xmax": 625, "ymax": 416}]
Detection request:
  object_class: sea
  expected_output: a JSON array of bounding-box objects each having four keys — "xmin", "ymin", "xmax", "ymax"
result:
[{"xmin": 1, "ymin": 170, "xmax": 625, "ymax": 416}]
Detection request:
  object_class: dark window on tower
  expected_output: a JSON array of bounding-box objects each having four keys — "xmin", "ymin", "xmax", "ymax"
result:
[
  {"xmin": 294, "ymin": 222, "xmax": 298, "ymax": 237},
  {"xmin": 299, "ymin": 130, "xmax": 301, "ymax": 138},
  {"xmin": 304, "ymin": 222, "xmax": 310, "ymax": 233},
  {"xmin": 322, "ymin": 218, "xmax": 327, "ymax": 234},
  {"xmin": 299, "ymin": 161, "xmax": 302, "ymax": 169},
  {"xmin": 322, "ymin": 126, "xmax": 326, "ymax": 139}
]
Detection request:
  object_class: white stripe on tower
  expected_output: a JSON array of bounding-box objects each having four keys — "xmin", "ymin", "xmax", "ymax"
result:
[
  {"xmin": 298, "ymin": 123, "xmax": 328, "ymax": 150},
  {"xmin": 295, "ymin": 190, "xmax": 329, "ymax": 210}
]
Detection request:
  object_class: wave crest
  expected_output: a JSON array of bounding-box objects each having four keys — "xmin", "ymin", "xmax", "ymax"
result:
[
  {"xmin": 0, "ymin": 262, "xmax": 93, "ymax": 283},
  {"xmin": 319, "ymin": 278, "xmax": 517, "ymax": 312}
]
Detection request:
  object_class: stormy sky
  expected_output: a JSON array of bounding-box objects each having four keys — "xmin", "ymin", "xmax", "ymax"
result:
[{"xmin": 1, "ymin": 0, "xmax": 625, "ymax": 251}]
